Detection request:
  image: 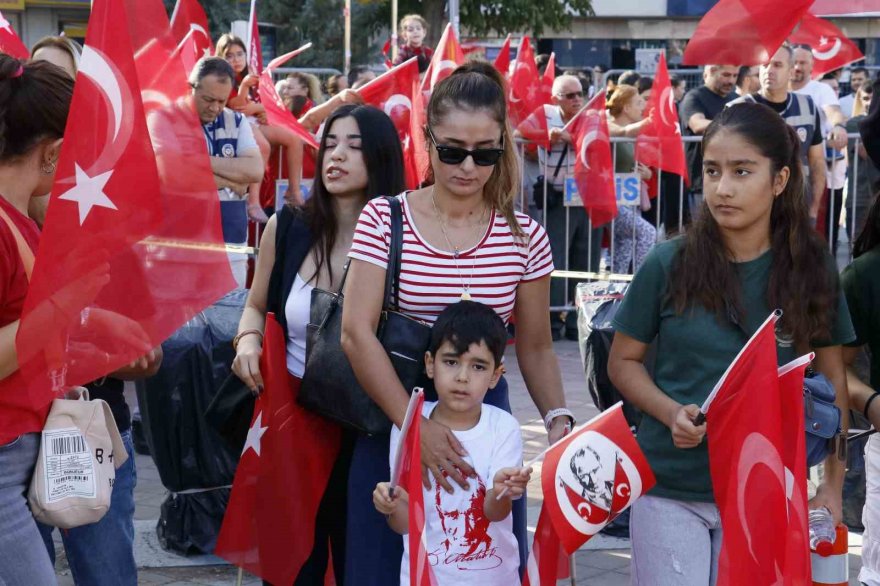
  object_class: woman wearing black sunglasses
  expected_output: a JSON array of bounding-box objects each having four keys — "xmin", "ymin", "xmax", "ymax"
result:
[{"xmin": 340, "ymin": 61, "xmax": 572, "ymax": 583}]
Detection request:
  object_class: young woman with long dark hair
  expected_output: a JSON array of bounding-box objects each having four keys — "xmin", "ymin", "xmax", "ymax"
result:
[
  {"xmin": 340, "ymin": 61, "xmax": 573, "ymax": 583},
  {"xmin": 841, "ymin": 191, "xmax": 880, "ymax": 584},
  {"xmin": 608, "ymin": 102, "xmax": 854, "ymax": 584},
  {"xmin": 232, "ymin": 105, "xmax": 405, "ymax": 584}
]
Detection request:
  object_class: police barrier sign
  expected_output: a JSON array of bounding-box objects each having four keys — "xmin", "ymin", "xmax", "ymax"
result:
[{"xmin": 564, "ymin": 173, "xmax": 640, "ymax": 207}]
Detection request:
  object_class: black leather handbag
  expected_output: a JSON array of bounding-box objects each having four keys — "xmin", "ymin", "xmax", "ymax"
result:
[
  {"xmin": 299, "ymin": 196, "xmax": 432, "ymax": 435},
  {"xmin": 533, "ymin": 144, "xmax": 569, "ymax": 210}
]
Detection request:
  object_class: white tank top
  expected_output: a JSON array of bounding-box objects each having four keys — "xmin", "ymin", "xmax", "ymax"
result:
[{"xmin": 284, "ymin": 273, "xmax": 313, "ymax": 377}]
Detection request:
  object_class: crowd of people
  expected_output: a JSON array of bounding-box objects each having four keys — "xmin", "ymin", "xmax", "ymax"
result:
[{"xmin": 1, "ymin": 12, "xmax": 880, "ymax": 586}]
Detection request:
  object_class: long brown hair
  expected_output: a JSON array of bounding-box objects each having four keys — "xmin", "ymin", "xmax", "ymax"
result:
[
  {"xmin": 426, "ymin": 60, "xmax": 523, "ymax": 237},
  {"xmin": 214, "ymin": 34, "xmax": 248, "ymax": 85},
  {"xmin": 668, "ymin": 102, "xmax": 835, "ymax": 348}
]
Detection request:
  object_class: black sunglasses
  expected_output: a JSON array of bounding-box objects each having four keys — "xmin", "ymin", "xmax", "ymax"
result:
[
  {"xmin": 426, "ymin": 127, "xmax": 505, "ymax": 167},
  {"xmin": 556, "ymin": 90, "xmax": 585, "ymax": 100}
]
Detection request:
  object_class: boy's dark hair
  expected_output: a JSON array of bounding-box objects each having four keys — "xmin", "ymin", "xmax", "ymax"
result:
[{"xmin": 428, "ymin": 301, "xmax": 507, "ymax": 367}]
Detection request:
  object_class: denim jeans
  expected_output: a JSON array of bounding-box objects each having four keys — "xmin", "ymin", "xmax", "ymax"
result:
[
  {"xmin": 39, "ymin": 430, "xmax": 138, "ymax": 586},
  {"xmin": 630, "ymin": 494, "xmax": 722, "ymax": 586},
  {"xmin": 0, "ymin": 433, "xmax": 58, "ymax": 586}
]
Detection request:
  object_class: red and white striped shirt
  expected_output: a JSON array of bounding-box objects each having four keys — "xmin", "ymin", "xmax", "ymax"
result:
[{"xmin": 349, "ymin": 193, "xmax": 554, "ymax": 325}]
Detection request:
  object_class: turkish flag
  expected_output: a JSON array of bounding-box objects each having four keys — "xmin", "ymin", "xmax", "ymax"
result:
[
  {"xmin": 493, "ymin": 34, "xmax": 512, "ymax": 79},
  {"xmin": 15, "ymin": 0, "xmax": 234, "ymax": 405},
  {"xmin": 778, "ymin": 356, "xmax": 813, "ymax": 585},
  {"xmin": 247, "ymin": 0, "xmax": 263, "ymax": 75},
  {"xmin": 705, "ymin": 312, "xmax": 790, "ymax": 586},
  {"xmin": 516, "ymin": 105, "xmax": 551, "ymax": 150},
  {"xmin": 521, "ymin": 509, "xmax": 570, "ymax": 586},
  {"xmin": 812, "ymin": 0, "xmax": 880, "ymax": 15},
  {"xmin": 258, "ymin": 44, "xmax": 320, "ymax": 150},
  {"xmin": 566, "ymin": 92, "xmax": 618, "ymax": 227},
  {"xmin": 682, "ymin": 0, "xmax": 812, "ymax": 66},
  {"xmin": 394, "ymin": 389, "xmax": 437, "ymax": 586},
  {"xmin": 169, "ymin": 0, "xmax": 212, "ymax": 58},
  {"xmin": 508, "ymin": 37, "xmax": 544, "ymax": 129},
  {"xmin": 215, "ymin": 314, "xmax": 342, "ymax": 584},
  {"xmin": 357, "ymin": 58, "xmax": 421, "ymax": 189},
  {"xmin": 790, "ymin": 14, "xmax": 864, "ymax": 79},
  {"xmin": 636, "ymin": 54, "xmax": 689, "ymax": 185},
  {"xmin": 0, "ymin": 10, "xmax": 28, "ymax": 59},
  {"xmin": 542, "ymin": 403, "xmax": 655, "ymax": 554}
]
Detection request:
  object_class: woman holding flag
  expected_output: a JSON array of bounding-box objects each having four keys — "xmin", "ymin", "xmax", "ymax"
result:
[
  {"xmin": 341, "ymin": 60, "xmax": 572, "ymax": 583},
  {"xmin": 232, "ymin": 104, "xmax": 406, "ymax": 584},
  {"xmin": 608, "ymin": 102, "xmax": 854, "ymax": 584},
  {"xmin": 0, "ymin": 55, "xmax": 72, "ymax": 586}
]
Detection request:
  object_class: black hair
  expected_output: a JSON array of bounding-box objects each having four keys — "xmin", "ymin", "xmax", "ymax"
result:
[
  {"xmin": 304, "ymin": 105, "xmax": 405, "ymax": 282},
  {"xmin": 854, "ymin": 190, "xmax": 880, "ymax": 258},
  {"xmin": 0, "ymin": 55, "xmax": 73, "ymax": 162},
  {"xmin": 852, "ymin": 66, "xmax": 869, "ymax": 77},
  {"xmin": 190, "ymin": 57, "xmax": 235, "ymax": 87},
  {"xmin": 428, "ymin": 301, "xmax": 507, "ymax": 367},
  {"xmin": 636, "ymin": 76, "xmax": 653, "ymax": 95},
  {"xmin": 670, "ymin": 74, "xmax": 685, "ymax": 88},
  {"xmin": 736, "ymin": 66, "xmax": 752, "ymax": 88},
  {"xmin": 347, "ymin": 65, "xmax": 371, "ymax": 89},
  {"xmin": 618, "ymin": 70, "xmax": 641, "ymax": 86}
]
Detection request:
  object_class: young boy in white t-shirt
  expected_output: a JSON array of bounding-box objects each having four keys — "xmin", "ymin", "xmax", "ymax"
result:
[{"xmin": 373, "ymin": 301, "xmax": 531, "ymax": 585}]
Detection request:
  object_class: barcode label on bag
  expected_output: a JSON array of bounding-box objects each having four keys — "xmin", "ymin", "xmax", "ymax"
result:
[{"xmin": 42, "ymin": 428, "xmax": 96, "ymax": 503}]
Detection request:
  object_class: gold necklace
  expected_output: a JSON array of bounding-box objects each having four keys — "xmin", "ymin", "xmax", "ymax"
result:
[{"xmin": 430, "ymin": 188, "xmax": 486, "ymax": 301}]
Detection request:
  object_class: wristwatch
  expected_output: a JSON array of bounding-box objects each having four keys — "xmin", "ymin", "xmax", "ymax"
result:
[{"xmin": 544, "ymin": 408, "xmax": 575, "ymax": 432}]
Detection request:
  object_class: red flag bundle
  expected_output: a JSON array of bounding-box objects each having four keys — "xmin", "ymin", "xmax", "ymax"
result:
[
  {"xmin": 566, "ymin": 92, "xmax": 618, "ymax": 227},
  {"xmin": 636, "ymin": 54, "xmax": 689, "ymax": 185},
  {"xmin": 522, "ymin": 509, "xmax": 570, "ymax": 586},
  {"xmin": 778, "ymin": 355, "xmax": 813, "ymax": 585},
  {"xmin": 508, "ymin": 37, "xmax": 544, "ymax": 129},
  {"xmin": 0, "ymin": 10, "xmax": 28, "ymax": 59},
  {"xmin": 703, "ymin": 311, "xmax": 797, "ymax": 586},
  {"xmin": 540, "ymin": 52, "xmax": 556, "ymax": 105},
  {"xmin": 247, "ymin": 0, "xmax": 263, "ymax": 77},
  {"xmin": 14, "ymin": 0, "xmax": 235, "ymax": 406},
  {"xmin": 391, "ymin": 389, "xmax": 437, "ymax": 586},
  {"xmin": 541, "ymin": 402, "xmax": 655, "ymax": 554},
  {"xmin": 169, "ymin": 0, "xmax": 212, "ymax": 58},
  {"xmin": 215, "ymin": 314, "xmax": 342, "ymax": 584},
  {"xmin": 357, "ymin": 58, "xmax": 421, "ymax": 189},
  {"xmin": 258, "ymin": 44, "xmax": 320, "ymax": 150},
  {"xmin": 682, "ymin": 0, "xmax": 812, "ymax": 66},
  {"xmin": 789, "ymin": 14, "xmax": 864, "ymax": 79},
  {"xmin": 493, "ymin": 34, "xmax": 512, "ymax": 79}
]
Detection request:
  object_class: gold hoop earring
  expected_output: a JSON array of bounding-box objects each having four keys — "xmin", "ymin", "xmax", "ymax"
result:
[{"xmin": 41, "ymin": 161, "xmax": 57, "ymax": 175}]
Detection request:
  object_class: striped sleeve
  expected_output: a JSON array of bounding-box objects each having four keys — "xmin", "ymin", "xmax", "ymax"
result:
[
  {"xmin": 348, "ymin": 198, "xmax": 391, "ymax": 269},
  {"xmin": 521, "ymin": 215, "xmax": 554, "ymax": 282}
]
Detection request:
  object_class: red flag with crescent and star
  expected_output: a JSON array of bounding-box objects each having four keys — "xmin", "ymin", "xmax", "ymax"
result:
[
  {"xmin": 357, "ymin": 58, "xmax": 421, "ymax": 189},
  {"xmin": 541, "ymin": 403, "xmax": 655, "ymax": 554},
  {"xmin": 705, "ymin": 312, "xmax": 791, "ymax": 586},
  {"xmin": 0, "ymin": 10, "xmax": 28, "ymax": 59},
  {"xmin": 169, "ymin": 0, "xmax": 212, "ymax": 59},
  {"xmin": 508, "ymin": 36, "xmax": 544, "ymax": 129},
  {"xmin": 682, "ymin": 0, "xmax": 811, "ymax": 66},
  {"xmin": 789, "ymin": 14, "xmax": 864, "ymax": 79},
  {"xmin": 541, "ymin": 52, "xmax": 556, "ymax": 105},
  {"xmin": 258, "ymin": 44, "xmax": 320, "ymax": 150},
  {"xmin": 778, "ymin": 356, "xmax": 813, "ymax": 585},
  {"xmin": 215, "ymin": 313, "xmax": 342, "ymax": 585},
  {"xmin": 566, "ymin": 91, "xmax": 618, "ymax": 227},
  {"xmin": 493, "ymin": 34, "xmax": 512, "ymax": 79},
  {"xmin": 636, "ymin": 53, "xmax": 689, "ymax": 185},
  {"xmin": 14, "ymin": 0, "xmax": 234, "ymax": 408}
]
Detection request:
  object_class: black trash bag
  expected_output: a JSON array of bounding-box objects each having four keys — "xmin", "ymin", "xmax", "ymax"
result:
[
  {"xmin": 575, "ymin": 281, "xmax": 656, "ymax": 432},
  {"xmin": 157, "ymin": 489, "xmax": 231, "ymax": 555},
  {"xmin": 136, "ymin": 289, "xmax": 248, "ymax": 555}
]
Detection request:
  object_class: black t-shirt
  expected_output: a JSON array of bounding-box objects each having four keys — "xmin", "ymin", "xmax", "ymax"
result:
[
  {"xmin": 679, "ymin": 86, "xmax": 737, "ymax": 192},
  {"xmin": 86, "ymin": 377, "xmax": 130, "ymax": 433},
  {"xmin": 749, "ymin": 93, "xmax": 823, "ymax": 147}
]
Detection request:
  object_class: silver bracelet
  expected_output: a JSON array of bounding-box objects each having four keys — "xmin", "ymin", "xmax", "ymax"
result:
[{"xmin": 544, "ymin": 408, "xmax": 575, "ymax": 432}]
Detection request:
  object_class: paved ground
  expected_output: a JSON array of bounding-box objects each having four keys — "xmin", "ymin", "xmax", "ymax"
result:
[{"xmin": 50, "ymin": 339, "xmax": 865, "ymax": 585}]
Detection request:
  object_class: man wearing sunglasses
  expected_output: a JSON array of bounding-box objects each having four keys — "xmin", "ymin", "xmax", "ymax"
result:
[{"xmin": 516, "ymin": 74, "xmax": 603, "ymax": 341}]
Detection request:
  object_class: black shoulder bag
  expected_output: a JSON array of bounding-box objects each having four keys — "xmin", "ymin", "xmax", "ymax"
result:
[
  {"xmin": 533, "ymin": 144, "xmax": 569, "ymax": 210},
  {"xmin": 299, "ymin": 196, "xmax": 432, "ymax": 435}
]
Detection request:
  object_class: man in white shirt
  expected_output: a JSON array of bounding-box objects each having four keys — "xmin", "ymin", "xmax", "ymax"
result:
[
  {"xmin": 839, "ymin": 67, "xmax": 868, "ymax": 118},
  {"xmin": 791, "ymin": 45, "xmax": 849, "ymax": 150}
]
